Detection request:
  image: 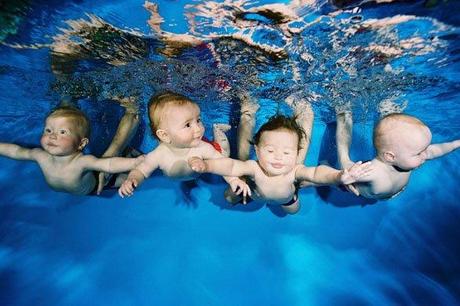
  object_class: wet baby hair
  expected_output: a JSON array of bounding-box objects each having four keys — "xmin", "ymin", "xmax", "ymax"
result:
[
  {"xmin": 253, "ymin": 114, "xmax": 306, "ymax": 151},
  {"xmin": 147, "ymin": 92, "xmax": 197, "ymax": 140},
  {"xmin": 47, "ymin": 106, "xmax": 90, "ymax": 139}
]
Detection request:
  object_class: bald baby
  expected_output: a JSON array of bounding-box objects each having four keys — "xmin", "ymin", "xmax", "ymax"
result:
[{"xmin": 337, "ymin": 112, "xmax": 460, "ymax": 200}]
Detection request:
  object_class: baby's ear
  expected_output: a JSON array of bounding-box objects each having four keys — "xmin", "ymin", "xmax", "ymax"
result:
[
  {"xmin": 78, "ymin": 138, "xmax": 89, "ymax": 151},
  {"xmin": 383, "ymin": 150, "xmax": 395, "ymax": 162},
  {"xmin": 156, "ymin": 129, "xmax": 170, "ymax": 143}
]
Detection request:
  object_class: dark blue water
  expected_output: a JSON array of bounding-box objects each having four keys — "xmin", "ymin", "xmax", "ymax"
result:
[{"xmin": 1, "ymin": 0, "xmax": 460, "ymax": 305}]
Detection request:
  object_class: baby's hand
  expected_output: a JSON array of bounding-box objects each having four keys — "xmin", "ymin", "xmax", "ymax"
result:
[
  {"xmin": 340, "ymin": 161, "xmax": 373, "ymax": 185},
  {"xmin": 228, "ymin": 178, "xmax": 252, "ymax": 205},
  {"xmin": 118, "ymin": 177, "xmax": 139, "ymax": 198},
  {"xmin": 188, "ymin": 156, "xmax": 207, "ymax": 173}
]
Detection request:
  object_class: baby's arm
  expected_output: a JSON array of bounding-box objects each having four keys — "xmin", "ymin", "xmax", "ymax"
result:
[
  {"xmin": 0, "ymin": 143, "xmax": 41, "ymax": 161},
  {"xmin": 425, "ymin": 140, "xmax": 460, "ymax": 160},
  {"xmin": 118, "ymin": 149, "xmax": 160, "ymax": 197},
  {"xmin": 296, "ymin": 161, "xmax": 373, "ymax": 186},
  {"xmin": 200, "ymin": 144, "xmax": 251, "ymax": 196},
  {"xmin": 189, "ymin": 157, "xmax": 255, "ymax": 178},
  {"xmin": 81, "ymin": 154, "xmax": 144, "ymax": 173}
]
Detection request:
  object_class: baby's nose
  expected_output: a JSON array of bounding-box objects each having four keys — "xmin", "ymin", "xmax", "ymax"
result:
[{"xmin": 193, "ymin": 124, "xmax": 202, "ymax": 133}]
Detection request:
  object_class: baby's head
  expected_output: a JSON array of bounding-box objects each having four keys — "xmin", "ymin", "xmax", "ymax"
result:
[
  {"xmin": 374, "ymin": 113, "xmax": 432, "ymax": 171},
  {"xmin": 148, "ymin": 92, "xmax": 204, "ymax": 148},
  {"xmin": 41, "ymin": 106, "xmax": 90, "ymax": 156},
  {"xmin": 253, "ymin": 115, "xmax": 306, "ymax": 176}
]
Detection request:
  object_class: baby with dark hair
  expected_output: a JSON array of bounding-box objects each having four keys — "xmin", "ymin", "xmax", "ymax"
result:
[{"xmin": 189, "ymin": 94, "xmax": 372, "ymax": 215}]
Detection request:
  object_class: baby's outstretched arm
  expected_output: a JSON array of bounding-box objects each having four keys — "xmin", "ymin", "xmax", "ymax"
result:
[
  {"xmin": 189, "ymin": 156, "xmax": 254, "ymax": 178},
  {"xmin": 0, "ymin": 143, "xmax": 40, "ymax": 161},
  {"xmin": 425, "ymin": 140, "xmax": 460, "ymax": 160},
  {"xmin": 188, "ymin": 157, "xmax": 252, "ymax": 199},
  {"xmin": 83, "ymin": 155, "xmax": 144, "ymax": 174},
  {"xmin": 296, "ymin": 161, "xmax": 373, "ymax": 186}
]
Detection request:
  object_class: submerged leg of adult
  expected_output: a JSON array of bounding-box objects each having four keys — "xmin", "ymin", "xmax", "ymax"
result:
[
  {"xmin": 213, "ymin": 124, "xmax": 232, "ymax": 158},
  {"xmin": 102, "ymin": 97, "xmax": 140, "ymax": 158},
  {"xmin": 237, "ymin": 92, "xmax": 259, "ymax": 161},
  {"xmin": 51, "ymin": 51, "xmax": 80, "ymax": 107},
  {"xmin": 96, "ymin": 97, "xmax": 140, "ymax": 194},
  {"xmin": 336, "ymin": 110, "xmax": 354, "ymax": 169},
  {"xmin": 285, "ymin": 95, "xmax": 313, "ymax": 165},
  {"xmin": 224, "ymin": 91, "xmax": 259, "ymax": 204}
]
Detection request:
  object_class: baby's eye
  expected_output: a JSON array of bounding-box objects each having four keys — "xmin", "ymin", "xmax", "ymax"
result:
[
  {"xmin": 197, "ymin": 118, "xmax": 201, "ymax": 124},
  {"xmin": 44, "ymin": 128, "xmax": 51, "ymax": 134},
  {"xmin": 283, "ymin": 151, "xmax": 291, "ymax": 155},
  {"xmin": 185, "ymin": 123, "xmax": 191, "ymax": 128},
  {"xmin": 59, "ymin": 130, "xmax": 68, "ymax": 135},
  {"xmin": 267, "ymin": 149, "xmax": 274, "ymax": 153}
]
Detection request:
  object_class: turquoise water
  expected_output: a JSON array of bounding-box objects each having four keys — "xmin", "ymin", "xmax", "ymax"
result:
[{"xmin": 1, "ymin": 0, "xmax": 460, "ymax": 305}]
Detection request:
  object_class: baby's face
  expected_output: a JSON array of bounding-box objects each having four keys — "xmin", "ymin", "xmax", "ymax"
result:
[
  {"xmin": 40, "ymin": 116, "xmax": 84, "ymax": 156},
  {"xmin": 391, "ymin": 126, "xmax": 432, "ymax": 171},
  {"xmin": 160, "ymin": 103, "xmax": 204, "ymax": 148},
  {"xmin": 255, "ymin": 129, "xmax": 298, "ymax": 176}
]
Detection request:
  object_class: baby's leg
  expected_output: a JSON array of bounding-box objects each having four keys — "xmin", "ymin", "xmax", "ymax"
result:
[
  {"xmin": 237, "ymin": 91, "xmax": 259, "ymax": 161},
  {"xmin": 336, "ymin": 108, "xmax": 354, "ymax": 169},
  {"xmin": 212, "ymin": 123, "xmax": 231, "ymax": 157},
  {"xmin": 285, "ymin": 94, "xmax": 314, "ymax": 164}
]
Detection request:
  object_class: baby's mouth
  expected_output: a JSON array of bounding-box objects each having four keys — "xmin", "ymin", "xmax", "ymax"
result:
[{"xmin": 271, "ymin": 163, "xmax": 284, "ymax": 169}]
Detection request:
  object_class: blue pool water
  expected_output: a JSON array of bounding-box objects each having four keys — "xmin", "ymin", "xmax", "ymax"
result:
[{"xmin": 1, "ymin": 0, "xmax": 460, "ymax": 305}]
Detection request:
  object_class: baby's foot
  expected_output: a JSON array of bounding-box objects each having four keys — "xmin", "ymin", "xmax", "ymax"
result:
[{"xmin": 213, "ymin": 123, "xmax": 231, "ymax": 133}]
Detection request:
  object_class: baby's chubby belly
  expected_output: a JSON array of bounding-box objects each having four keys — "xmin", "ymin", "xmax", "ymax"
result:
[
  {"xmin": 254, "ymin": 183, "xmax": 296, "ymax": 204},
  {"xmin": 43, "ymin": 170, "xmax": 95, "ymax": 195}
]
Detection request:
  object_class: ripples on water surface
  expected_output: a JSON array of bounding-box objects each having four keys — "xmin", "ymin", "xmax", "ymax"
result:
[{"xmin": 0, "ymin": 0, "xmax": 459, "ymax": 305}]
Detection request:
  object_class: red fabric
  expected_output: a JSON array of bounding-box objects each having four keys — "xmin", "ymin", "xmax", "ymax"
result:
[{"xmin": 202, "ymin": 137, "xmax": 222, "ymax": 153}]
